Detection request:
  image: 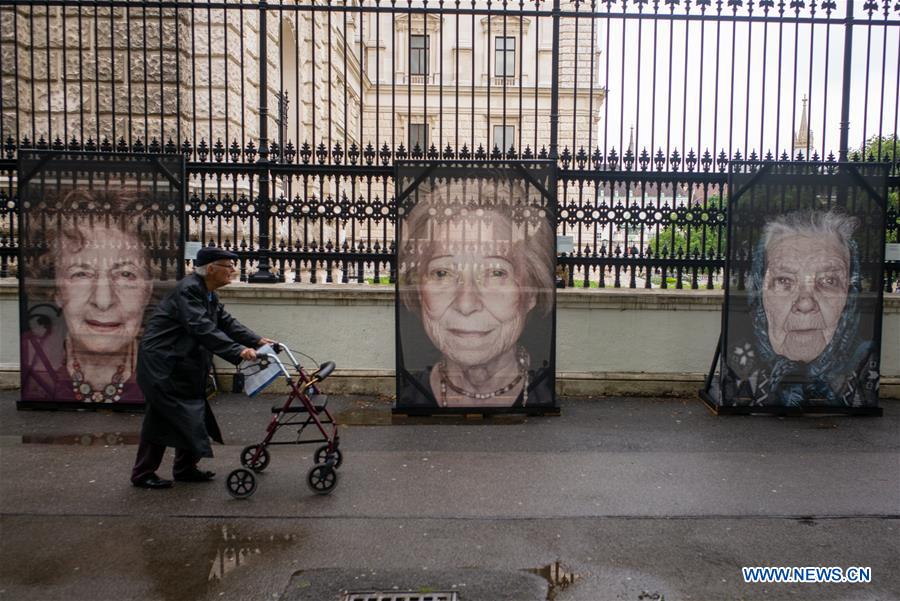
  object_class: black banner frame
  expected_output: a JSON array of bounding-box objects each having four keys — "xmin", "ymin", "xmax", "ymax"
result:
[
  {"xmin": 392, "ymin": 160, "xmax": 559, "ymax": 417},
  {"xmin": 700, "ymin": 160, "xmax": 889, "ymax": 416},
  {"xmin": 16, "ymin": 151, "xmax": 187, "ymax": 411}
]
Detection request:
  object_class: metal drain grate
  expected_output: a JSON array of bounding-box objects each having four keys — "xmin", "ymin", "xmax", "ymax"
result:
[{"xmin": 342, "ymin": 593, "xmax": 458, "ymax": 601}]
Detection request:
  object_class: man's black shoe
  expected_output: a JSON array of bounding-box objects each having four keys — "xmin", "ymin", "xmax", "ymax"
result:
[
  {"xmin": 174, "ymin": 468, "xmax": 216, "ymax": 482},
  {"xmin": 132, "ymin": 475, "xmax": 174, "ymax": 489}
]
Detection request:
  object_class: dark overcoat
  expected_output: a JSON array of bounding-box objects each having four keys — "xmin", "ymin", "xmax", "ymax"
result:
[{"xmin": 136, "ymin": 274, "xmax": 260, "ymax": 457}]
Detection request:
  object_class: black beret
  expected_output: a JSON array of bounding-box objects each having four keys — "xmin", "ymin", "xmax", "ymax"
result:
[{"xmin": 195, "ymin": 247, "xmax": 239, "ymax": 266}]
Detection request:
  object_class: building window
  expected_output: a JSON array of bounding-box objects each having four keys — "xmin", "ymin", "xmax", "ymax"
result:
[
  {"xmin": 495, "ymin": 36, "xmax": 515, "ymax": 77},
  {"xmin": 410, "ymin": 34, "xmax": 429, "ymax": 76},
  {"xmin": 409, "ymin": 123, "xmax": 428, "ymax": 152},
  {"xmin": 493, "ymin": 125, "xmax": 514, "ymax": 152}
]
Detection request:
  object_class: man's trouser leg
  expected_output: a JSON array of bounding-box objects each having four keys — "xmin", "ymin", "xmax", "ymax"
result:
[
  {"xmin": 131, "ymin": 438, "xmax": 167, "ymax": 483},
  {"xmin": 172, "ymin": 448, "xmax": 199, "ymax": 478}
]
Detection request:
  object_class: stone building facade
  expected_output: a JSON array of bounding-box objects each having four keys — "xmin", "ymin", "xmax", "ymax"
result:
[
  {"xmin": 1, "ymin": 1, "xmax": 605, "ymax": 279},
  {"xmin": 2, "ymin": 1, "xmax": 604, "ymax": 158}
]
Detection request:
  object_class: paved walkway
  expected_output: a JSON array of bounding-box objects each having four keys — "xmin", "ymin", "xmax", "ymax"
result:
[{"xmin": 1, "ymin": 391, "xmax": 898, "ymax": 601}]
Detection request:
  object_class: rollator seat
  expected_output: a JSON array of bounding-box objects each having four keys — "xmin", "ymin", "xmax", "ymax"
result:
[{"xmin": 271, "ymin": 394, "xmax": 328, "ymax": 414}]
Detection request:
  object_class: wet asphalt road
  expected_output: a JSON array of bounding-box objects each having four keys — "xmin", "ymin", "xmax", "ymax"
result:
[{"xmin": 0, "ymin": 391, "xmax": 898, "ymax": 601}]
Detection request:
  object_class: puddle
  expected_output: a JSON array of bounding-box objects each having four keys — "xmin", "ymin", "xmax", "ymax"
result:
[
  {"xmin": 207, "ymin": 524, "xmax": 299, "ymax": 584},
  {"xmin": 0, "ymin": 520, "xmax": 302, "ymax": 601},
  {"xmin": 393, "ymin": 413, "xmax": 529, "ymax": 425},
  {"xmin": 327, "ymin": 398, "xmax": 393, "ymax": 425},
  {"xmin": 140, "ymin": 523, "xmax": 300, "ymax": 601},
  {"xmin": 10, "ymin": 432, "xmax": 140, "ymax": 445},
  {"xmin": 638, "ymin": 593, "xmax": 665, "ymax": 601},
  {"xmin": 526, "ymin": 561, "xmax": 581, "ymax": 600}
]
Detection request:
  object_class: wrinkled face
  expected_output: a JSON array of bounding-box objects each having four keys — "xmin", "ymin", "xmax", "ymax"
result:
[
  {"xmin": 54, "ymin": 226, "xmax": 153, "ymax": 354},
  {"xmin": 206, "ymin": 260, "xmax": 238, "ymax": 289},
  {"xmin": 762, "ymin": 234, "xmax": 850, "ymax": 363},
  {"xmin": 418, "ymin": 212, "xmax": 535, "ymax": 367}
]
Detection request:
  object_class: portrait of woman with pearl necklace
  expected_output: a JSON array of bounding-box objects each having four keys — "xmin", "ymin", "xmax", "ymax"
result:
[
  {"xmin": 396, "ymin": 168, "xmax": 557, "ymax": 412},
  {"xmin": 20, "ymin": 182, "xmax": 179, "ymax": 407}
]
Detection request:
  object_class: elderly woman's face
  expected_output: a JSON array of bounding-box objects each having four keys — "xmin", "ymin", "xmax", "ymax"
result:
[
  {"xmin": 54, "ymin": 225, "xmax": 153, "ymax": 354},
  {"xmin": 417, "ymin": 212, "xmax": 536, "ymax": 367},
  {"xmin": 762, "ymin": 233, "xmax": 850, "ymax": 363}
]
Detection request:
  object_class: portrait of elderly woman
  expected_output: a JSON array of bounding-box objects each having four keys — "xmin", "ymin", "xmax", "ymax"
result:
[
  {"xmin": 20, "ymin": 186, "xmax": 177, "ymax": 405},
  {"xmin": 724, "ymin": 209, "xmax": 879, "ymax": 408},
  {"xmin": 396, "ymin": 173, "xmax": 556, "ymax": 411}
]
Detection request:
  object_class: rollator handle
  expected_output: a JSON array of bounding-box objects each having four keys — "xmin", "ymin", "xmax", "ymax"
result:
[{"xmin": 315, "ymin": 361, "xmax": 336, "ymax": 381}]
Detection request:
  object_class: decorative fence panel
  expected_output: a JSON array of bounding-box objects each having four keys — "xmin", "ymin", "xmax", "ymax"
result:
[{"xmin": 1, "ymin": 0, "xmax": 897, "ymax": 289}]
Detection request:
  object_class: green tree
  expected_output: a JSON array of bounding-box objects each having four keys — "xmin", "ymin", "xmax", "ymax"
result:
[
  {"xmin": 648, "ymin": 195, "xmax": 727, "ymax": 260},
  {"xmin": 854, "ymin": 133, "xmax": 899, "ymax": 164},
  {"xmin": 853, "ymin": 135, "xmax": 899, "ymax": 243}
]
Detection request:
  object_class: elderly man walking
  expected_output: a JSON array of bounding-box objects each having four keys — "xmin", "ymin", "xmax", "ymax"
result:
[{"xmin": 131, "ymin": 248, "xmax": 274, "ymax": 489}]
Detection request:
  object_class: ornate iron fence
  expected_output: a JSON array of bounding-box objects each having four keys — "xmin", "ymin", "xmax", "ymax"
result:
[{"xmin": 0, "ymin": 0, "xmax": 898, "ymax": 289}]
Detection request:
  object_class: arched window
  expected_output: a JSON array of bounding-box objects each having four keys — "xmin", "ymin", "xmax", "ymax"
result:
[{"xmin": 279, "ymin": 17, "xmax": 299, "ymax": 150}]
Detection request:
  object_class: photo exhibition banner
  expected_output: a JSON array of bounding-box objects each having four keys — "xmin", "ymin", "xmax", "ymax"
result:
[
  {"xmin": 708, "ymin": 161, "xmax": 888, "ymax": 412},
  {"xmin": 394, "ymin": 161, "xmax": 557, "ymax": 414},
  {"xmin": 18, "ymin": 152, "xmax": 185, "ymax": 408}
]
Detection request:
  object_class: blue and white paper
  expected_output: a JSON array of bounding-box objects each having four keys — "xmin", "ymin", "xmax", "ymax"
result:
[{"xmin": 240, "ymin": 344, "xmax": 282, "ymax": 397}]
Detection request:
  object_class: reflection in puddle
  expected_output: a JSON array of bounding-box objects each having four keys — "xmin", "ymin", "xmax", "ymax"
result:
[
  {"xmin": 526, "ymin": 561, "xmax": 581, "ymax": 600},
  {"xmin": 20, "ymin": 432, "xmax": 140, "ymax": 445},
  {"xmin": 208, "ymin": 540, "xmax": 261, "ymax": 583},
  {"xmin": 207, "ymin": 525, "xmax": 298, "ymax": 584},
  {"xmin": 140, "ymin": 523, "xmax": 300, "ymax": 601}
]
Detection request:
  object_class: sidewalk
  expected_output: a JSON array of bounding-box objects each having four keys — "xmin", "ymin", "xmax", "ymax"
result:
[{"xmin": 1, "ymin": 390, "xmax": 898, "ymax": 601}]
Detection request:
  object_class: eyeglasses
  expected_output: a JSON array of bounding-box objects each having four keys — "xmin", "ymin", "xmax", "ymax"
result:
[{"xmin": 210, "ymin": 261, "xmax": 236, "ymax": 270}]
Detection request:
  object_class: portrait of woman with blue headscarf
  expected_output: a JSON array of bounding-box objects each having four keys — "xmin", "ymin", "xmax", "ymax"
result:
[{"xmin": 724, "ymin": 209, "xmax": 879, "ymax": 408}]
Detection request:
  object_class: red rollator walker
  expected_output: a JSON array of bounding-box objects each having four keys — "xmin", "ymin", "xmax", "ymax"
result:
[{"xmin": 225, "ymin": 343, "xmax": 342, "ymax": 498}]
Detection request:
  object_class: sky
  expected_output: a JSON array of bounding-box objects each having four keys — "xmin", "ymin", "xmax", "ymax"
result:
[{"xmin": 587, "ymin": 13, "xmax": 899, "ymax": 161}]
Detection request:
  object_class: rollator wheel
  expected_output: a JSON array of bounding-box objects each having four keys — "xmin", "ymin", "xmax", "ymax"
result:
[
  {"xmin": 226, "ymin": 469, "xmax": 257, "ymax": 499},
  {"xmin": 240, "ymin": 444, "xmax": 271, "ymax": 472},
  {"xmin": 306, "ymin": 465, "xmax": 338, "ymax": 495},
  {"xmin": 314, "ymin": 444, "xmax": 343, "ymax": 469}
]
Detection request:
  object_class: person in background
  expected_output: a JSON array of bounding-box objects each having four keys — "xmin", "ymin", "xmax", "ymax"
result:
[{"xmin": 130, "ymin": 247, "xmax": 275, "ymax": 489}]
